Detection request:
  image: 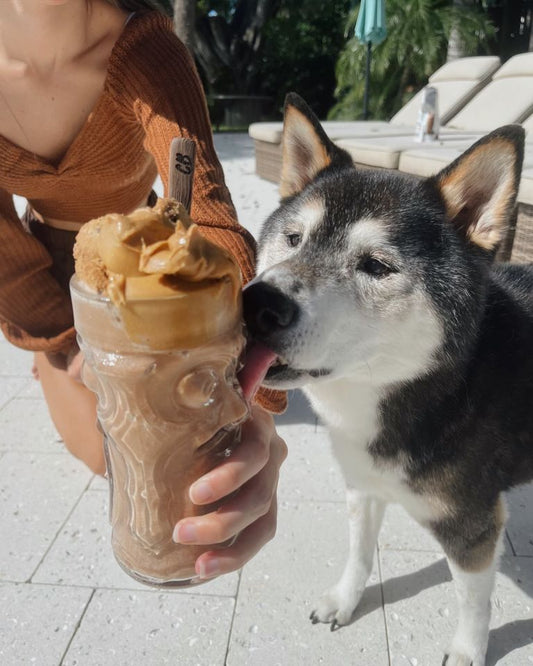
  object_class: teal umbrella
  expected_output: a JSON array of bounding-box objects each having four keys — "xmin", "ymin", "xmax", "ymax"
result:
[{"xmin": 354, "ymin": 0, "xmax": 387, "ymax": 119}]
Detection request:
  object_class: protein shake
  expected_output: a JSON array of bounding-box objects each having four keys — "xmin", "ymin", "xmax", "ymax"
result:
[{"xmin": 70, "ymin": 198, "xmax": 249, "ymax": 586}]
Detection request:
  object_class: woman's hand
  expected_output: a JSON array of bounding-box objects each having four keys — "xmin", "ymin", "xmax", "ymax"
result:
[{"xmin": 172, "ymin": 404, "xmax": 288, "ymax": 579}]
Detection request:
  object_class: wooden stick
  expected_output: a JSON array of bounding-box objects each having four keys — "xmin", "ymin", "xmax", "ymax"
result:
[{"xmin": 168, "ymin": 137, "xmax": 197, "ymax": 214}]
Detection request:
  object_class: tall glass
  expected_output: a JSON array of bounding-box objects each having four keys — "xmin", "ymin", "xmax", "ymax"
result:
[{"xmin": 70, "ymin": 276, "xmax": 248, "ymax": 587}]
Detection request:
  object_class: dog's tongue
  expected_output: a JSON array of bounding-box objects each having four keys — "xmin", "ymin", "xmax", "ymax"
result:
[{"xmin": 238, "ymin": 342, "xmax": 278, "ymax": 401}]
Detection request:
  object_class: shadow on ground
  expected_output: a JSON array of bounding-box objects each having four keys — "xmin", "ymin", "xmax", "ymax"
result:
[
  {"xmin": 274, "ymin": 389, "xmax": 317, "ymax": 427},
  {"xmin": 214, "ymin": 132, "xmax": 256, "ymax": 161},
  {"xmin": 332, "ymin": 556, "xmax": 532, "ymax": 664}
]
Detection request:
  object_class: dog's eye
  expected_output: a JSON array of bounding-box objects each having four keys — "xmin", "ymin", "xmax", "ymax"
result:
[
  {"xmin": 286, "ymin": 233, "xmax": 301, "ymax": 248},
  {"xmin": 360, "ymin": 257, "xmax": 392, "ymax": 277}
]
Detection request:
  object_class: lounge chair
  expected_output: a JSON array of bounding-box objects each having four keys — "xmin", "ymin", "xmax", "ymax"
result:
[
  {"xmin": 394, "ymin": 112, "xmax": 533, "ymax": 263},
  {"xmin": 397, "ymin": 112, "xmax": 533, "ymax": 178},
  {"xmin": 250, "ymin": 55, "xmax": 500, "ymax": 181},
  {"xmin": 335, "ymin": 52, "xmax": 533, "ymax": 171},
  {"xmin": 335, "ymin": 133, "xmax": 480, "ymax": 170},
  {"xmin": 444, "ymin": 52, "xmax": 533, "ymax": 131}
]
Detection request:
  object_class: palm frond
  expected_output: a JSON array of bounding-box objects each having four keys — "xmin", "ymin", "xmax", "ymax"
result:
[{"xmin": 330, "ymin": 0, "xmax": 495, "ymax": 120}]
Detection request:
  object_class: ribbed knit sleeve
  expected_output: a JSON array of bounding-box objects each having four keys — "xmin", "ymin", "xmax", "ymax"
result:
[
  {"xmin": 0, "ymin": 188, "xmax": 76, "ymax": 353},
  {"xmin": 107, "ymin": 13, "xmax": 256, "ymax": 283},
  {"xmin": 107, "ymin": 13, "xmax": 285, "ymax": 414}
]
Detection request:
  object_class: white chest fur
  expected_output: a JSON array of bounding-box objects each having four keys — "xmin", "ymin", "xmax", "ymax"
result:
[{"xmin": 305, "ymin": 379, "xmax": 440, "ymax": 525}]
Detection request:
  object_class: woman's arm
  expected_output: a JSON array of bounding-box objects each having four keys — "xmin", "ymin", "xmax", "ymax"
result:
[
  {"xmin": 0, "ymin": 188, "xmax": 76, "ymax": 354},
  {"xmin": 107, "ymin": 13, "xmax": 285, "ymax": 412},
  {"xmin": 107, "ymin": 13, "xmax": 255, "ymax": 280},
  {"xmin": 174, "ymin": 404, "xmax": 288, "ymax": 579}
]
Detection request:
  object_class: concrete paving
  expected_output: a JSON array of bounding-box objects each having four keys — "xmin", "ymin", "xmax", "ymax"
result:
[{"xmin": 0, "ymin": 133, "xmax": 531, "ymax": 665}]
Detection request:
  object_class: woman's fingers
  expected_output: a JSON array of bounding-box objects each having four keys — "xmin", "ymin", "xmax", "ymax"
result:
[
  {"xmin": 194, "ymin": 496, "xmax": 279, "ymax": 579},
  {"xmin": 188, "ymin": 405, "xmax": 280, "ymax": 506},
  {"xmin": 172, "ymin": 402, "xmax": 288, "ymax": 577},
  {"xmin": 173, "ymin": 439, "xmax": 283, "ymax": 545}
]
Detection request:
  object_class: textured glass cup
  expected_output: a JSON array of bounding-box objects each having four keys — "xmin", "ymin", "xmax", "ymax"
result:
[{"xmin": 70, "ymin": 277, "xmax": 249, "ymax": 587}]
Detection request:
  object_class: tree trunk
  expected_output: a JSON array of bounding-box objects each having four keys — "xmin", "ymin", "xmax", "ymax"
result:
[
  {"xmin": 173, "ymin": 0, "xmax": 196, "ymax": 53},
  {"xmin": 230, "ymin": 0, "xmax": 280, "ymax": 90},
  {"xmin": 446, "ymin": 0, "xmax": 476, "ymax": 61},
  {"xmin": 192, "ymin": 0, "xmax": 280, "ymax": 94}
]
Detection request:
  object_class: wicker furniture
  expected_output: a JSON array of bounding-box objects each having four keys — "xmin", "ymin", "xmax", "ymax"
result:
[{"xmin": 516, "ymin": 170, "xmax": 533, "ymax": 263}]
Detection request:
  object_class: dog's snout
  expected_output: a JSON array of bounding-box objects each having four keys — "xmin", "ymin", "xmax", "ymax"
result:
[{"xmin": 243, "ymin": 281, "xmax": 300, "ymax": 337}]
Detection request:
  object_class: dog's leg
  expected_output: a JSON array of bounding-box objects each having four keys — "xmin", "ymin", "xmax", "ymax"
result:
[
  {"xmin": 310, "ymin": 489, "xmax": 385, "ymax": 629},
  {"xmin": 434, "ymin": 498, "xmax": 506, "ymax": 666},
  {"xmin": 443, "ymin": 549, "xmax": 500, "ymax": 666}
]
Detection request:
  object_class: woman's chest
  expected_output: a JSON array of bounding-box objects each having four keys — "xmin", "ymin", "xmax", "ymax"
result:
[{"xmin": 0, "ymin": 63, "xmax": 108, "ymax": 164}]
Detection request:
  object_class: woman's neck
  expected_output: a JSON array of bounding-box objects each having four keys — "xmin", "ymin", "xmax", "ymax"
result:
[{"xmin": 0, "ymin": 1, "xmax": 95, "ymax": 78}]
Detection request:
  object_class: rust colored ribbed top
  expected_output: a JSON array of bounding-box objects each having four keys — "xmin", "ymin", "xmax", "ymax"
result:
[{"xmin": 0, "ymin": 12, "xmax": 284, "ymax": 412}]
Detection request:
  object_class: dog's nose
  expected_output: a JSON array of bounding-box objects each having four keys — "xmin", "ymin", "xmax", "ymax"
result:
[{"xmin": 243, "ymin": 281, "xmax": 299, "ymax": 337}]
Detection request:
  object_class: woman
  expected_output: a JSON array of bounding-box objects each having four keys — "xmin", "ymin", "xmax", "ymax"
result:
[{"xmin": 0, "ymin": 0, "xmax": 287, "ymax": 580}]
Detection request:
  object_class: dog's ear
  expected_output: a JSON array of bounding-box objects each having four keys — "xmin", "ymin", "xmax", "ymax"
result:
[
  {"xmin": 432, "ymin": 126, "xmax": 524, "ymax": 252},
  {"xmin": 280, "ymin": 93, "xmax": 352, "ymax": 198}
]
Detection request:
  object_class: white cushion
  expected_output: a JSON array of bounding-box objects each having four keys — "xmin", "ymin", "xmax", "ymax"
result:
[
  {"xmin": 249, "ymin": 120, "xmax": 427, "ymax": 145},
  {"xmin": 337, "ymin": 135, "xmax": 479, "ymax": 170},
  {"xmin": 400, "ymin": 145, "xmax": 533, "ymax": 180},
  {"xmin": 398, "ymin": 148, "xmax": 463, "ymax": 177},
  {"xmin": 445, "ymin": 78, "xmax": 533, "ymax": 131},
  {"xmin": 493, "ymin": 52, "xmax": 533, "ymax": 79},
  {"xmin": 336, "ymin": 139, "xmax": 402, "ymax": 169},
  {"xmin": 324, "ymin": 124, "xmax": 417, "ymax": 139},
  {"xmin": 248, "ymin": 120, "xmax": 415, "ymax": 144},
  {"xmin": 429, "ymin": 55, "xmax": 500, "ymax": 82},
  {"xmin": 248, "ymin": 122, "xmax": 283, "ymax": 143},
  {"xmin": 392, "ymin": 80, "xmax": 485, "ymax": 126},
  {"xmin": 319, "ymin": 121, "xmax": 392, "ymax": 138}
]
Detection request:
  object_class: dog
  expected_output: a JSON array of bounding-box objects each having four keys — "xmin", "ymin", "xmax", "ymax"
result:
[{"xmin": 243, "ymin": 93, "xmax": 533, "ymax": 666}]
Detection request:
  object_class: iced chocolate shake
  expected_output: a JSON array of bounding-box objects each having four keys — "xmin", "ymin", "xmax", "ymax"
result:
[{"xmin": 71, "ymin": 199, "xmax": 249, "ymax": 586}]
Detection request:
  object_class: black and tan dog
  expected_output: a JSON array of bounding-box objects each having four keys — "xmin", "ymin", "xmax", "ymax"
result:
[{"xmin": 243, "ymin": 94, "xmax": 533, "ymax": 666}]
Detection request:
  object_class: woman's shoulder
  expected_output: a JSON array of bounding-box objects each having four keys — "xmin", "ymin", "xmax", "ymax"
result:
[
  {"xmin": 106, "ymin": 10, "xmax": 190, "ymax": 96},
  {"xmin": 123, "ymin": 9, "xmax": 174, "ymax": 34},
  {"xmin": 110, "ymin": 10, "xmax": 177, "ymax": 64}
]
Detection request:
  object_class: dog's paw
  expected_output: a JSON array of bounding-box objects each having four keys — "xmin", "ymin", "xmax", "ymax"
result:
[
  {"xmin": 309, "ymin": 586, "xmax": 364, "ymax": 631},
  {"xmin": 442, "ymin": 651, "xmax": 483, "ymax": 666}
]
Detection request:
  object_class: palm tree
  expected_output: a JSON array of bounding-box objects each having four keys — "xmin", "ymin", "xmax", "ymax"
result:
[
  {"xmin": 331, "ymin": 0, "xmax": 494, "ymax": 120},
  {"xmin": 173, "ymin": 0, "xmax": 196, "ymax": 52},
  {"xmin": 172, "ymin": 0, "xmax": 280, "ymax": 94},
  {"xmin": 447, "ymin": 0, "xmax": 478, "ymax": 61}
]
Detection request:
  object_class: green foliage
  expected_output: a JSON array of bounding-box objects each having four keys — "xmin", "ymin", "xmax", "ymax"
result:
[
  {"xmin": 330, "ymin": 0, "xmax": 495, "ymax": 120},
  {"xmin": 258, "ymin": 0, "xmax": 351, "ymax": 118},
  {"xmin": 189, "ymin": 0, "xmax": 350, "ymax": 118}
]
